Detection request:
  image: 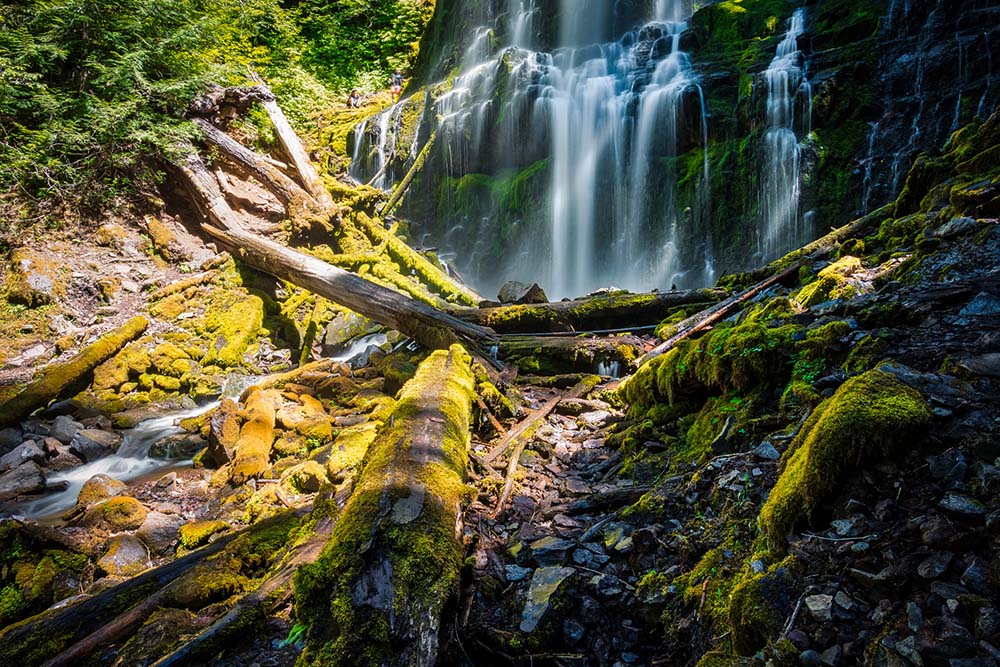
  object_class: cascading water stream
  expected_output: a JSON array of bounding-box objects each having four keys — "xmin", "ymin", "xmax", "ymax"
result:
[
  {"xmin": 759, "ymin": 8, "xmax": 811, "ymax": 262},
  {"xmin": 351, "ymin": 0, "xmax": 712, "ymax": 299},
  {"xmin": 12, "ymin": 333, "xmax": 388, "ymax": 520}
]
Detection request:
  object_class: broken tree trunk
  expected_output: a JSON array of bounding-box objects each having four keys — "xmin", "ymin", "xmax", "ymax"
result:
[
  {"xmin": 192, "ymin": 117, "xmax": 319, "ymax": 213},
  {"xmin": 173, "ymin": 151, "xmax": 495, "ymax": 350},
  {"xmin": 0, "ymin": 316, "xmax": 148, "ymax": 427},
  {"xmin": 489, "ymin": 377, "xmax": 600, "ymax": 517},
  {"xmin": 499, "ymin": 334, "xmax": 645, "ymax": 376},
  {"xmin": 633, "ymin": 262, "xmax": 803, "ymax": 368},
  {"xmin": 381, "ymin": 129, "xmax": 437, "ymax": 217},
  {"xmin": 250, "ymin": 73, "xmax": 335, "ymax": 212},
  {"xmin": 294, "ymin": 344, "xmax": 476, "ymax": 667},
  {"xmin": 456, "ymin": 287, "xmax": 727, "ymax": 334}
]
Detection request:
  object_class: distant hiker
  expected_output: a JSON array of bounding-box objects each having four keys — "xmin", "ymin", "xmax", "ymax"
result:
[
  {"xmin": 348, "ymin": 89, "xmax": 361, "ymax": 108},
  {"xmin": 390, "ymin": 70, "xmax": 403, "ymax": 100}
]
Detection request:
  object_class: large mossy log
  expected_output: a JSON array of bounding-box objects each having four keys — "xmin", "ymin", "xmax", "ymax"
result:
[
  {"xmin": 0, "ymin": 316, "xmax": 148, "ymax": 427},
  {"xmin": 294, "ymin": 344, "xmax": 475, "ymax": 667},
  {"xmin": 499, "ymin": 334, "xmax": 645, "ymax": 376},
  {"xmin": 455, "ymin": 288, "xmax": 727, "ymax": 334},
  {"xmin": 173, "ymin": 152, "xmax": 495, "ymax": 350}
]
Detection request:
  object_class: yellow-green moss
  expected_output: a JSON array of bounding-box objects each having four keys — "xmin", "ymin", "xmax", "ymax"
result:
[
  {"xmin": 325, "ymin": 421, "xmax": 379, "ymax": 482},
  {"xmin": 202, "ymin": 294, "xmax": 264, "ymax": 367},
  {"xmin": 728, "ymin": 558, "xmax": 798, "ymax": 654},
  {"xmin": 178, "ymin": 520, "xmax": 231, "ymax": 550},
  {"xmin": 759, "ymin": 368, "xmax": 931, "ymax": 548},
  {"xmin": 84, "ymin": 496, "xmax": 148, "ymax": 531},
  {"xmin": 227, "ymin": 388, "xmax": 278, "ymax": 485},
  {"xmin": 793, "ymin": 256, "xmax": 863, "ymax": 308}
]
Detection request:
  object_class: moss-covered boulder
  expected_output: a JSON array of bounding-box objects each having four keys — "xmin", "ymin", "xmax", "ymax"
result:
[
  {"xmin": 227, "ymin": 388, "xmax": 278, "ymax": 485},
  {"xmin": 77, "ymin": 473, "xmax": 128, "ymax": 507},
  {"xmin": 759, "ymin": 367, "xmax": 931, "ymax": 547},
  {"xmin": 96, "ymin": 534, "xmax": 150, "ymax": 577},
  {"xmin": 178, "ymin": 520, "xmax": 230, "ymax": 550},
  {"xmin": 5, "ymin": 248, "xmax": 64, "ymax": 307},
  {"xmin": 81, "ymin": 496, "xmax": 148, "ymax": 531}
]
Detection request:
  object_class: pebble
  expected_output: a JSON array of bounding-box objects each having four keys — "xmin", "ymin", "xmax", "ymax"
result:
[
  {"xmin": 917, "ymin": 551, "xmax": 953, "ymax": 579},
  {"xmin": 805, "ymin": 594, "xmax": 834, "ymax": 622},
  {"xmin": 505, "ymin": 565, "xmax": 532, "ymax": 582},
  {"xmin": 908, "ymin": 602, "xmax": 925, "ymax": 632},
  {"xmin": 938, "ymin": 492, "xmax": 986, "ymax": 517},
  {"xmin": 752, "ymin": 441, "xmax": 781, "ymax": 460},
  {"xmin": 960, "ymin": 558, "xmax": 991, "ymax": 595},
  {"xmin": 529, "ymin": 536, "xmax": 574, "ymax": 566},
  {"xmin": 520, "ymin": 566, "xmax": 575, "ymax": 633},
  {"xmin": 799, "ymin": 649, "xmax": 824, "ymax": 667}
]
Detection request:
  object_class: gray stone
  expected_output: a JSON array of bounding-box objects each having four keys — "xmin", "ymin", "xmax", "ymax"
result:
[
  {"xmin": 800, "ymin": 650, "xmax": 824, "ymax": 667},
  {"xmin": 70, "ymin": 429, "xmax": 121, "ymax": 462},
  {"xmin": 529, "ymin": 536, "xmax": 575, "ymax": 566},
  {"xmin": 917, "ymin": 552, "xmax": 953, "ymax": 579},
  {"xmin": 321, "ymin": 310, "xmax": 378, "ymax": 357},
  {"xmin": 834, "ymin": 590, "xmax": 856, "ymax": 613},
  {"xmin": 921, "ymin": 515, "xmax": 955, "ymax": 545},
  {"xmin": 563, "ymin": 618, "xmax": 586, "ymax": 646},
  {"xmin": 520, "ymin": 566, "xmax": 574, "ymax": 633},
  {"xmin": 571, "ymin": 548, "xmax": 594, "ymax": 567},
  {"xmin": 961, "ymin": 353, "xmax": 1000, "ymax": 378},
  {"xmin": 0, "ymin": 440, "xmax": 45, "ymax": 473},
  {"xmin": 908, "ymin": 602, "xmax": 925, "ymax": 632},
  {"xmin": 498, "ymin": 281, "xmax": 548, "ymax": 305},
  {"xmin": 0, "ymin": 461, "xmax": 45, "ymax": 501},
  {"xmin": 821, "ymin": 645, "xmax": 843, "ymax": 666},
  {"xmin": 896, "ymin": 636, "xmax": 923, "ymax": 666},
  {"xmin": 591, "ymin": 573, "xmax": 623, "ymax": 597},
  {"xmin": 77, "ymin": 473, "xmax": 128, "ymax": 506},
  {"xmin": 752, "ymin": 441, "xmax": 782, "ymax": 460},
  {"xmin": 933, "ymin": 216, "xmax": 979, "ymax": 239},
  {"xmin": 97, "ymin": 535, "xmax": 150, "ymax": 577},
  {"xmin": 136, "ymin": 511, "xmax": 183, "ymax": 553},
  {"xmin": 831, "ymin": 517, "xmax": 863, "ymax": 538},
  {"xmin": 939, "ymin": 493, "xmax": 987, "ymax": 517},
  {"xmin": 0, "ymin": 427, "xmax": 23, "ymax": 455},
  {"xmin": 931, "ymin": 581, "xmax": 970, "ymax": 600},
  {"xmin": 49, "ymin": 415, "xmax": 83, "ymax": 445},
  {"xmin": 960, "ymin": 292, "xmax": 1000, "ymax": 317},
  {"xmin": 976, "ymin": 608, "xmax": 1000, "ymax": 639},
  {"xmin": 960, "ymin": 559, "xmax": 992, "ymax": 595},
  {"xmin": 805, "ymin": 594, "xmax": 834, "ymax": 622},
  {"xmin": 505, "ymin": 564, "xmax": 533, "ymax": 582},
  {"xmin": 47, "ymin": 442, "xmax": 84, "ymax": 471}
]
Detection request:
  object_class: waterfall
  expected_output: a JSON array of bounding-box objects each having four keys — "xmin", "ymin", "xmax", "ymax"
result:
[{"xmin": 759, "ymin": 8, "xmax": 811, "ymax": 262}]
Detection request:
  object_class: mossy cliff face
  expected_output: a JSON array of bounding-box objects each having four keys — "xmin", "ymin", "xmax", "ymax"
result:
[{"xmin": 295, "ymin": 344, "xmax": 475, "ymax": 666}]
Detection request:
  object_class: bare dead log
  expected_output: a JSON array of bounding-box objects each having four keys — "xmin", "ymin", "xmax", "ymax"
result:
[
  {"xmin": 294, "ymin": 345, "xmax": 476, "ymax": 667},
  {"xmin": 633, "ymin": 262, "xmax": 803, "ymax": 368},
  {"xmin": 489, "ymin": 377, "xmax": 600, "ymax": 517},
  {"xmin": 192, "ymin": 117, "xmax": 319, "ymax": 212},
  {"xmin": 0, "ymin": 316, "xmax": 148, "ymax": 427},
  {"xmin": 250, "ymin": 73, "xmax": 335, "ymax": 211},
  {"xmin": 172, "ymin": 151, "xmax": 496, "ymax": 351},
  {"xmin": 456, "ymin": 288, "xmax": 727, "ymax": 334},
  {"xmin": 148, "ymin": 269, "xmax": 219, "ymax": 301}
]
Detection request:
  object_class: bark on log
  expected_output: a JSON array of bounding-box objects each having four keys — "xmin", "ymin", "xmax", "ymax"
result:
[
  {"xmin": 295, "ymin": 344, "xmax": 476, "ymax": 667},
  {"xmin": 250, "ymin": 73, "xmax": 335, "ymax": 211},
  {"xmin": 633, "ymin": 262, "xmax": 803, "ymax": 368},
  {"xmin": 0, "ymin": 316, "xmax": 148, "ymax": 427},
  {"xmin": 172, "ymin": 152, "xmax": 496, "ymax": 350},
  {"xmin": 456, "ymin": 288, "xmax": 727, "ymax": 334},
  {"xmin": 192, "ymin": 117, "xmax": 318, "ymax": 212}
]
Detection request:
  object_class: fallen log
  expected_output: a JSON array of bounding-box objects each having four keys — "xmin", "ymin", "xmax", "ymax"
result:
[
  {"xmin": 0, "ymin": 316, "xmax": 148, "ymax": 427},
  {"xmin": 192, "ymin": 117, "xmax": 319, "ymax": 213},
  {"xmin": 633, "ymin": 262, "xmax": 803, "ymax": 368},
  {"xmin": 381, "ymin": 129, "xmax": 437, "ymax": 217},
  {"xmin": 456, "ymin": 288, "xmax": 727, "ymax": 334},
  {"xmin": 148, "ymin": 269, "xmax": 219, "ymax": 301},
  {"xmin": 489, "ymin": 377, "xmax": 600, "ymax": 517},
  {"xmin": 294, "ymin": 344, "xmax": 476, "ymax": 667},
  {"xmin": 499, "ymin": 334, "xmax": 644, "ymax": 376},
  {"xmin": 250, "ymin": 73, "xmax": 335, "ymax": 211},
  {"xmin": 150, "ymin": 515, "xmax": 337, "ymax": 667},
  {"xmin": 227, "ymin": 387, "xmax": 278, "ymax": 485},
  {"xmin": 172, "ymin": 151, "xmax": 496, "ymax": 350}
]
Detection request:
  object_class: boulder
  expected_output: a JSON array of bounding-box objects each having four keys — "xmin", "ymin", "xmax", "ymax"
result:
[
  {"xmin": 81, "ymin": 496, "xmax": 147, "ymax": 531},
  {"xmin": 96, "ymin": 534, "xmax": 150, "ymax": 577},
  {"xmin": 321, "ymin": 309, "xmax": 379, "ymax": 356},
  {"xmin": 70, "ymin": 429, "xmax": 121, "ymax": 462},
  {"xmin": 46, "ymin": 440, "xmax": 85, "ymax": 472},
  {"xmin": 5, "ymin": 248, "xmax": 64, "ymax": 306},
  {"xmin": 520, "ymin": 566, "xmax": 575, "ymax": 633},
  {"xmin": 498, "ymin": 281, "xmax": 548, "ymax": 305},
  {"xmin": 0, "ymin": 426, "xmax": 23, "ymax": 456},
  {"xmin": 49, "ymin": 415, "xmax": 83, "ymax": 445},
  {"xmin": 136, "ymin": 511, "xmax": 184, "ymax": 554},
  {"xmin": 0, "ymin": 461, "xmax": 46, "ymax": 501},
  {"xmin": 206, "ymin": 399, "xmax": 240, "ymax": 467},
  {"xmin": 78, "ymin": 474, "xmax": 129, "ymax": 507},
  {"xmin": 0, "ymin": 440, "xmax": 46, "ymax": 474}
]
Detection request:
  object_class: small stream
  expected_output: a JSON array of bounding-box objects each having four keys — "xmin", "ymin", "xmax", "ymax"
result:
[{"xmin": 15, "ymin": 333, "xmax": 388, "ymax": 520}]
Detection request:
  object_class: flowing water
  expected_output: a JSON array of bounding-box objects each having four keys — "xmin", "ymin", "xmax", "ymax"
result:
[
  {"xmin": 353, "ymin": 0, "xmax": 712, "ymax": 299},
  {"xmin": 759, "ymin": 8, "xmax": 811, "ymax": 262},
  {"xmin": 13, "ymin": 334, "xmax": 388, "ymax": 520}
]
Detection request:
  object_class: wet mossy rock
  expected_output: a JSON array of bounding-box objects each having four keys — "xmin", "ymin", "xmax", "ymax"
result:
[
  {"xmin": 227, "ymin": 387, "xmax": 279, "ymax": 485},
  {"xmin": 0, "ymin": 316, "xmax": 149, "ymax": 427},
  {"xmin": 759, "ymin": 367, "xmax": 931, "ymax": 548},
  {"xmin": 295, "ymin": 344, "xmax": 475, "ymax": 667}
]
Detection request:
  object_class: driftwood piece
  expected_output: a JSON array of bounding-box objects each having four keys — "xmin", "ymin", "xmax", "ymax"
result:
[
  {"xmin": 172, "ymin": 151, "xmax": 496, "ymax": 350},
  {"xmin": 0, "ymin": 316, "xmax": 148, "ymax": 427},
  {"xmin": 489, "ymin": 377, "xmax": 599, "ymax": 517},
  {"xmin": 250, "ymin": 73, "xmax": 335, "ymax": 212},
  {"xmin": 633, "ymin": 262, "xmax": 803, "ymax": 368},
  {"xmin": 295, "ymin": 345, "xmax": 475, "ymax": 667},
  {"xmin": 456, "ymin": 288, "xmax": 727, "ymax": 334},
  {"xmin": 381, "ymin": 129, "xmax": 437, "ymax": 216},
  {"xmin": 192, "ymin": 117, "xmax": 318, "ymax": 212},
  {"xmin": 148, "ymin": 269, "xmax": 219, "ymax": 301}
]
